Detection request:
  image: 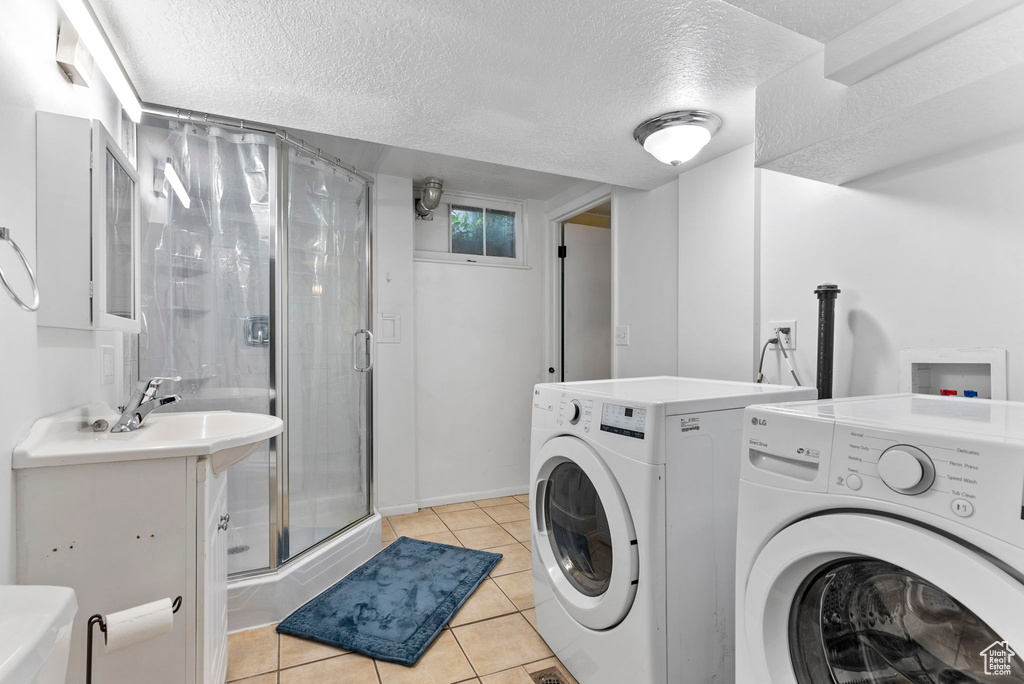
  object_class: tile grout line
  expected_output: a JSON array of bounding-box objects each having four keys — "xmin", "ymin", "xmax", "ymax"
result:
[{"xmin": 448, "ymin": 618, "xmax": 481, "ymax": 679}]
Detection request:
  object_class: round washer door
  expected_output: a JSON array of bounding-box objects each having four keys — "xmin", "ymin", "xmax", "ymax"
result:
[
  {"xmin": 533, "ymin": 436, "xmax": 639, "ymax": 630},
  {"xmin": 743, "ymin": 513, "xmax": 1024, "ymax": 683}
]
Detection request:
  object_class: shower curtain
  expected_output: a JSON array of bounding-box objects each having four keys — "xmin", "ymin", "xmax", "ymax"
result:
[{"xmin": 138, "ymin": 120, "xmax": 274, "ymax": 574}]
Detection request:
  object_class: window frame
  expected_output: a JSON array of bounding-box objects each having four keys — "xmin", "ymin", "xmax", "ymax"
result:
[{"xmin": 414, "ymin": 191, "xmax": 527, "ymax": 267}]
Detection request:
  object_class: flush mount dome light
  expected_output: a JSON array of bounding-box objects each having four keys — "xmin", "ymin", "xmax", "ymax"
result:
[{"xmin": 633, "ymin": 110, "xmax": 722, "ymax": 166}]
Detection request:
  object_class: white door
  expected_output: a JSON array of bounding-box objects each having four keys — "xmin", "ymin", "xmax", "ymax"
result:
[
  {"xmin": 532, "ymin": 436, "xmax": 639, "ymax": 630},
  {"xmin": 743, "ymin": 513, "xmax": 1024, "ymax": 683},
  {"xmin": 562, "ymin": 222, "xmax": 611, "ymax": 382}
]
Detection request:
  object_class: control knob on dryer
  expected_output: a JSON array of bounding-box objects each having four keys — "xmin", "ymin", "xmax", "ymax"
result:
[
  {"xmin": 568, "ymin": 400, "xmax": 582, "ymax": 425},
  {"xmin": 877, "ymin": 445, "xmax": 935, "ymax": 495}
]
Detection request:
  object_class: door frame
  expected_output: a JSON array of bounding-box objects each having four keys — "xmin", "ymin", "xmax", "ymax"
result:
[{"xmin": 544, "ymin": 185, "xmax": 613, "ymax": 383}]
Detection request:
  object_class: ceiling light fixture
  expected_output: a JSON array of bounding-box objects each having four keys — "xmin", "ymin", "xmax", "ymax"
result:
[
  {"xmin": 57, "ymin": 0, "xmax": 142, "ymax": 122},
  {"xmin": 633, "ymin": 111, "xmax": 722, "ymax": 166}
]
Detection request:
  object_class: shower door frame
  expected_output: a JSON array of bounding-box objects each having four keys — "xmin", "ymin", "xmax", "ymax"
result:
[{"xmin": 245, "ymin": 137, "xmax": 375, "ymax": 578}]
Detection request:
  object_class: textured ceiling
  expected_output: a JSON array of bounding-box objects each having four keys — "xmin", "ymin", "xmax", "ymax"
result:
[
  {"xmin": 92, "ymin": 0, "xmax": 820, "ymax": 190},
  {"xmin": 267, "ymin": 124, "xmax": 585, "ymax": 201},
  {"xmin": 718, "ymin": 0, "xmax": 904, "ymax": 42}
]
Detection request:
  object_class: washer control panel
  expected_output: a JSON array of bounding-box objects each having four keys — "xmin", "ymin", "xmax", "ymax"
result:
[
  {"xmin": 745, "ymin": 398, "xmax": 1024, "ymax": 549},
  {"xmin": 828, "ymin": 425, "xmax": 1021, "ymax": 533}
]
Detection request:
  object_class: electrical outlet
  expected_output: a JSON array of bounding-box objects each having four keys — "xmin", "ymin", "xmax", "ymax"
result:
[
  {"xmin": 101, "ymin": 345, "xmax": 115, "ymax": 385},
  {"xmin": 769, "ymin": 320, "xmax": 797, "ymax": 350},
  {"xmin": 615, "ymin": 325, "xmax": 630, "ymax": 346}
]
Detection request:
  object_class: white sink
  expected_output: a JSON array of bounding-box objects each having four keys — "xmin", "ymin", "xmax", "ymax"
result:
[
  {"xmin": 14, "ymin": 403, "xmax": 283, "ymax": 473},
  {"xmin": 0, "ymin": 585, "xmax": 77, "ymax": 684}
]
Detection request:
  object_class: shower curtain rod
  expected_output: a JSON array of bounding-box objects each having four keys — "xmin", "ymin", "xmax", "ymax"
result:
[{"xmin": 142, "ymin": 103, "xmax": 375, "ymax": 185}]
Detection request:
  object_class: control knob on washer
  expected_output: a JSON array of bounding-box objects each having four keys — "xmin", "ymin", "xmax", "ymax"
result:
[{"xmin": 877, "ymin": 445, "xmax": 935, "ymax": 495}]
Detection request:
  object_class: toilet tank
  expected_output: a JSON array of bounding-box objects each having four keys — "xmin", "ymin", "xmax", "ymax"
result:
[{"xmin": 0, "ymin": 586, "xmax": 77, "ymax": 684}]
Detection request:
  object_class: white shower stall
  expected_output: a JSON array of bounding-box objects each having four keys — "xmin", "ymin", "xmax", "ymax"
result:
[{"xmin": 135, "ymin": 115, "xmax": 378, "ymax": 625}]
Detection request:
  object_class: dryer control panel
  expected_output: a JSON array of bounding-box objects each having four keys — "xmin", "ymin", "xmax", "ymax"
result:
[
  {"xmin": 548, "ymin": 392, "xmax": 595, "ymax": 433},
  {"xmin": 600, "ymin": 404, "xmax": 647, "ymax": 439}
]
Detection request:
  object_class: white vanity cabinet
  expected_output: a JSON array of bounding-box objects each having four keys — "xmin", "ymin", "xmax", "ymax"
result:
[
  {"xmin": 35, "ymin": 111, "xmax": 140, "ymax": 332},
  {"xmin": 198, "ymin": 455, "xmax": 230, "ymax": 683},
  {"xmin": 16, "ymin": 453, "xmax": 229, "ymax": 684}
]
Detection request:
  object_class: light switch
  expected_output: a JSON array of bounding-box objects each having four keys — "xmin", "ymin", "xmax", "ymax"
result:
[
  {"xmin": 615, "ymin": 325, "xmax": 630, "ymax": 346},
  {"xmin": 379, "ymin": 312, "xmax": 401, "ymax": 344},
  {"xmin": 101, "ymin": 345, "xmax": 115, "ymax": 385}
]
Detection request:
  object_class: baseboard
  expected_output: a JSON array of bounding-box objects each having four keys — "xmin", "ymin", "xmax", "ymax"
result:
[
  {"xmin": 376, "ymin": 502, "xmax": 421, "ymax": 517},
  {"xmin": 416, "ymin": 484, "xmax": 530, "ymax": 509}
]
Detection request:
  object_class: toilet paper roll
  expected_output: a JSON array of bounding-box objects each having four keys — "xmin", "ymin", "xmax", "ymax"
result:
[{"xmin": 104, "ymin": 598, "xmax": 175, "ymax": 652}]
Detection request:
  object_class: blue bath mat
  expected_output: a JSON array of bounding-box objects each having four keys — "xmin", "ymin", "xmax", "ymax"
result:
[{"xmin": 276, "ymin": 536, "xmax": 502, "ymax": 666}]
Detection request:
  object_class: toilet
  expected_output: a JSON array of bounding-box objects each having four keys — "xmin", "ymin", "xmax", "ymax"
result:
[{"xmin": 0, "ymin": 586, "xmax": 77, "ymax": 683}]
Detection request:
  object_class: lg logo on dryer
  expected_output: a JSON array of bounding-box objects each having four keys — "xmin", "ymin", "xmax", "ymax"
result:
[{"xmin": 751, "ymin": 417, "xmax": 767, "ymax": 426}]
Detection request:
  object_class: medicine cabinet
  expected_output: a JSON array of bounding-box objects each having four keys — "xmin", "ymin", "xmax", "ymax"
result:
[{"xmin": 36, "ymin": 112, "xmax": 140, "ymax": 332}]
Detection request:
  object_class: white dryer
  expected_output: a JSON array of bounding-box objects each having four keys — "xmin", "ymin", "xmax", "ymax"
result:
[
  {"xmin": 530, "ymin": 377, "xmax": 814, "ymax": 684},
  {"xmin": 737, "ymin": 394, "xmax": 1024, "ymax": 683}
]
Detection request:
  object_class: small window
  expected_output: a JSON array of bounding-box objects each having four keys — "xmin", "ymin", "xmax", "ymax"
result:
[{"xmin": 415, "ymin": 192, "xmax": 525, "ymax": 266}]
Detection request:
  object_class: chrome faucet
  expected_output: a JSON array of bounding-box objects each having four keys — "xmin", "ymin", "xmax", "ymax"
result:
[{"xmin": 111, "ymin": 377, "xmax": 182, "ymax": 433}]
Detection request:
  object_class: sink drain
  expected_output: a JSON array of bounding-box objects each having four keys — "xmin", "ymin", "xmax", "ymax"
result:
[{"xmin": 228, "ymin": 545, "xmax": 250, "ymax": 555}]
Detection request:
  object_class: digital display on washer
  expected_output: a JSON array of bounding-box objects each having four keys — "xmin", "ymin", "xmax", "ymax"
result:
[{"xmin": 600, "ymin": 403, "xmax": 647, "ymax": 439}]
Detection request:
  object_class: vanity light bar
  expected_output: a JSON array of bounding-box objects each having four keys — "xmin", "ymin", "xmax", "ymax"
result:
[
  {"xmin": 164, "ymin": 160, "xmax": 191, "ymax": 209},
  {"xmin": 57, "ymin": 0, "xmax": 142, "ymax": 122}
]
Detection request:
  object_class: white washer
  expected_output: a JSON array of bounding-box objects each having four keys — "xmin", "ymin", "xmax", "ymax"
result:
[
  {"xmin": 737, "ymin": 394, "xmax": 1024, "ymax": 683},
  {"xmin": 530, "ymin": 376, "xmax": 814, "ymax": 684}
]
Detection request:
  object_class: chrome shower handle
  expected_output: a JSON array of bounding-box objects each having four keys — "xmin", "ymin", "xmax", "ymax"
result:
[{"xmin": 352, "ymin": 329, "xmax": 374, "ymax": 372}]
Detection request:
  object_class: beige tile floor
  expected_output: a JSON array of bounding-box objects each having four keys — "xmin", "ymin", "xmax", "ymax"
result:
[{"xmin": 227, "ymin": 494, "xmax": 578, "ymax": 684}]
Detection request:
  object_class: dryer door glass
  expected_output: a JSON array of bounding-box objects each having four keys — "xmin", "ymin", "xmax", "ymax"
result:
[
  {"xmin": 789, "ymin": 558, "xmax": 1024, "ymax": 682},
  {"xmin": 545, "ymin": 462, "xmax": 613, "ymax": 597}
]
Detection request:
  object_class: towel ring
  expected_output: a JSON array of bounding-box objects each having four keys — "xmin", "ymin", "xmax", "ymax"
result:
[{"xmin": 0, "ymin": 227, "xmax": 40, "ymax": 312}]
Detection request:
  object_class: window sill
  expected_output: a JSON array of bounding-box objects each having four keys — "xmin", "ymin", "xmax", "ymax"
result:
[{"xmin": 413, "ymin": 256, "xmax": 532, "ymax": 270}]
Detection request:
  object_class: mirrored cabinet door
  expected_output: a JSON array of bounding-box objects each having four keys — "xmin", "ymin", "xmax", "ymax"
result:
[{"xmin": 94, "ymin": 123, "xmax": 140, "ymax": 331}]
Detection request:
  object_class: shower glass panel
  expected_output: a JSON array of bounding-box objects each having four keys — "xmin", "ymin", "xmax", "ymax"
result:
[
  {"xmin": 283, "ymin": 149, "xmax": 371, "ymax": 560},
  {"xmin": 137, "ymin": 121, "xmax": 274, "ymax": 574}
]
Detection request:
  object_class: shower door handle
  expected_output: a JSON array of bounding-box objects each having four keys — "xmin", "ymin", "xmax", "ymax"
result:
[{"xmin": 353, "ymin": 329, "xmax": 374, "ymax": 372}]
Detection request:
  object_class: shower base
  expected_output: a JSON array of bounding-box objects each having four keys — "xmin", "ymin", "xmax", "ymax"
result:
[{"xmin": 226, "ymin": 513, "xmax": 382, "ymax": 632}]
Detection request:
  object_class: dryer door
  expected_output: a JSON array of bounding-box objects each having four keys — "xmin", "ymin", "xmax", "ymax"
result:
[
  {"xmin": 743, "ymin": 513, "xmax": 1024, "ymax": 683},
  {"xmin": 533, "ymin": 436, "xmax": 639, "ymax": 630}
]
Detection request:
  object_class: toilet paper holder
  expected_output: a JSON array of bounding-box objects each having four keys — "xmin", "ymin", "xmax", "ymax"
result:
[{"xmin": 86, "ymin": 595, "xmax": 182, "ymax": 684}]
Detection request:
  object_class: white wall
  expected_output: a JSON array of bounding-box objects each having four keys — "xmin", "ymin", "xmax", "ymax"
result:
[
  {"xmin": 677, "ymin": 145, "xmax": 759, "ymax": 382},
  {"xmin": 562, "ymin": 222, "xmax": 612, "ymax": 382},
  {"xmin": 412, "ymin": 201, "xmax": 549, "ymax": 505},
  {"xmin": 0, "ymin": 1, "xmax": 127, "ymax": 583},
  {"xmin": 373, "ymin": 175, "xmax": 418, "ymax": 514},
  {"xmin": 612, "ymin": 181, "xmax": 679, "ymax": 378},
  {"xmin": 759, "ymin": 132, "xmax": 1024, "ymax": 398}
]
